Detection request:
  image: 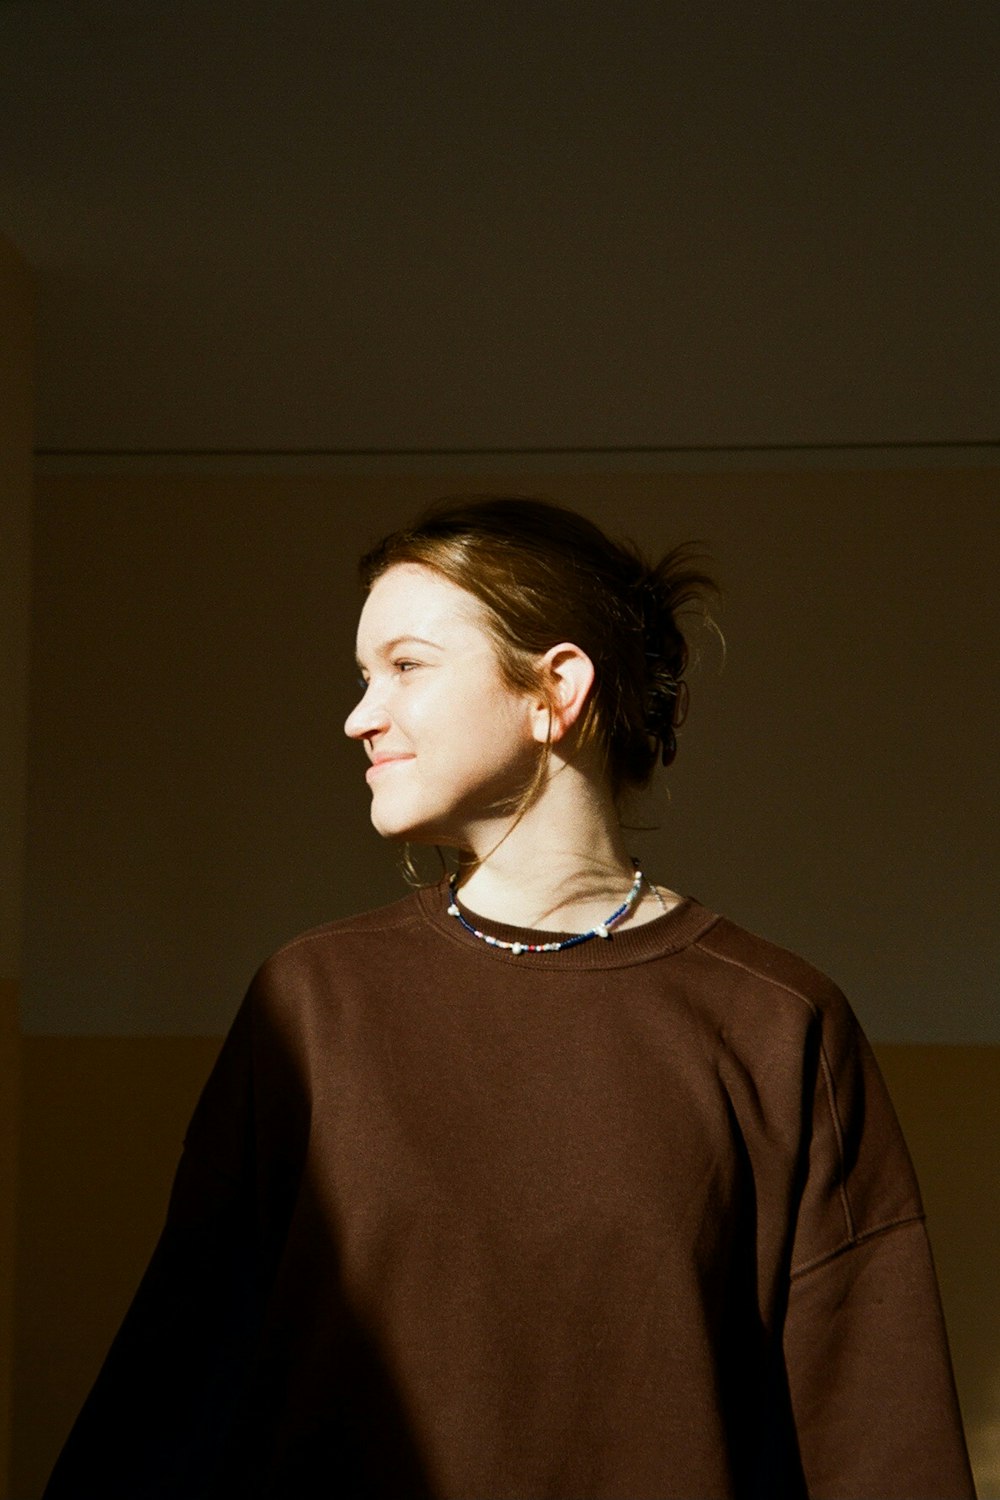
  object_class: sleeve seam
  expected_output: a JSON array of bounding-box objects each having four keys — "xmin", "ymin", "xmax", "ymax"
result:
[
  {"xmin": 694, "ymin": 933, "xmax": 855, "ymax": 1244},
  {"xmin": 789, "ymin": 1212, "xmax": 927, "ymax": 1281},
  {"xmin": 817, "ymin": 1038, "xmax": 855, "ymax": 1242}
]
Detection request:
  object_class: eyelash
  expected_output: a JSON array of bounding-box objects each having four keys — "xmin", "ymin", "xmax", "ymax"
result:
[{"xmin": 356, "ymin": 660, "xmax": 419, "ymax": 690}]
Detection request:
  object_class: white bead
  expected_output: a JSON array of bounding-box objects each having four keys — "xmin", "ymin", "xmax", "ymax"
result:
[
  {"xmin": 595, "ymin": 923, "xmax": 610, "ymax": 939},
  {"xmin": 511, "ymin": 942, "xmax": 524, "ymax": 955},
  {"xmin": 447, "ymin": 903, "xmax": 460, "ymax": 916}
]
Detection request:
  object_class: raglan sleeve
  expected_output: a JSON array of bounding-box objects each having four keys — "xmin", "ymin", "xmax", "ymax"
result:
[
  {"xmin": 782, "ymin": 991, "xmax": 976, "ymax": 1499},
  {"xmin": 43, "ymin": 977, "xmax": 292, "ymax": 1499}
]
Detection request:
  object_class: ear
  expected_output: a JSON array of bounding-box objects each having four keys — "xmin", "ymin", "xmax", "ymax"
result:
[{"xmin": 528, "ymin": 643, "xmax": 595, "ymax": 745}]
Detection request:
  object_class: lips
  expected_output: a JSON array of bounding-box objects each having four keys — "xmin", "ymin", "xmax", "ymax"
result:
[{"xmin": 365, "ymin": 753, "xmax": 414, "ymax": 783}]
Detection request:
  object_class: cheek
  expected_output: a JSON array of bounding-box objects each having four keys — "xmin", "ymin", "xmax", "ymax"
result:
[
  {"xmin": 489, "ymin": 687, "xmax": 537, "ymax": 747},
  {"xmin": 466, "ymin": 698, "xmax": 538, "ymax": 772}
]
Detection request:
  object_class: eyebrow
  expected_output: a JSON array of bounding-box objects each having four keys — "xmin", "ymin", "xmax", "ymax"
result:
[{"xmin": 355, "ymin": 635, "xmax": 443, "ymax": 669}]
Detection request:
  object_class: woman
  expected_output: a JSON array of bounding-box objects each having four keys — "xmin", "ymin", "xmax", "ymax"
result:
[{"xmin": 46, "ymin": 497, "xmax": 973, "ymax": 1498}]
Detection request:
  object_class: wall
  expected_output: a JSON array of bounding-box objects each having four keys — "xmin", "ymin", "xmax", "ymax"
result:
[
  {"xmin": 21, "ymin": 468, "xmax": 1000, "ymax": 1041},
  {"xmin": 0, "ymin": 236, "xmax": 33, "ymax": 1500},
  {"xmin": 4, "ymin": 3, "xmax": 998, "ymax": 454},
  {"xmin": 11, "ymin": 465, "xmax": 1000, "ymax": 1495}
]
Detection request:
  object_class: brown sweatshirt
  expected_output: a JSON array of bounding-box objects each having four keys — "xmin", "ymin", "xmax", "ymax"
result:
[{"xmin": 45, "ymin": 889, "xmax": 975, "ymax": 1499}]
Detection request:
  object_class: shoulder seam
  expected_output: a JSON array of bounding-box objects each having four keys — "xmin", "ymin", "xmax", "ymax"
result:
[
  {"xmin": 692, "ymin": 929, "xmax": 824, "ymax": 1016},
  {"xmin": 266, "ymin": 907, "xmax": 424, "ymax": 962}
]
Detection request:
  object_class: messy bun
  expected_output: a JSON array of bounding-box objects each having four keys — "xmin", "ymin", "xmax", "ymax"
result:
[
  {"xmin": 626, "ymin": 553, "xmax": 708, "ymax": 775},
  {"xmin": 360, "ymin": 497, "xmax": 716, "ymax": 796}
]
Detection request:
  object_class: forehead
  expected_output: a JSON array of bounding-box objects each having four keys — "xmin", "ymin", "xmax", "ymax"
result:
[{"xmin": 356, "ymin": 563, "xmax": 490, "ymax": 652}]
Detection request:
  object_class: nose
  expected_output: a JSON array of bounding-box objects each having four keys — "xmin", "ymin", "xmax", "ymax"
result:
[{"xmin": 344, "ymin": 680, "xmax": 389, "ymax": 742}]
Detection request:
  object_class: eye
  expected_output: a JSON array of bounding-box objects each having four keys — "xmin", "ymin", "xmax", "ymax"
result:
[{"xmin": 393, "ymin": 659, "xmax": 420, "ymax": 673}]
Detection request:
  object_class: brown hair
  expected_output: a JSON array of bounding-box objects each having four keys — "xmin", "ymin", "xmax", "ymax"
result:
[{"xmin": 359, "ymin": 496, "xmax": 716, "ymax": 798}]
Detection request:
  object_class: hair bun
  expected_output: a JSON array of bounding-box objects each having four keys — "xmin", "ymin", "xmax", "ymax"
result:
[{"xmin": 632, "ymin": 551, "xmax": 713, "ymax": 766}]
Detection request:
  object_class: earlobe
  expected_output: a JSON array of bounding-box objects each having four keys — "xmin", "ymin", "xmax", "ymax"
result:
[{"xmin": 530, "ymin": 643, "xmax": 595, "ymax": 744}]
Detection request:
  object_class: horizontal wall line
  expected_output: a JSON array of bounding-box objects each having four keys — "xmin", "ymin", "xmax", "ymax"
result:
[
  {"xmin": 33, "ymin": 441, "xmax": 1000, "ymax": 478},
  {"xmin": 34, "ymin": 440, "xmax": 1000, "ymax": 458}
]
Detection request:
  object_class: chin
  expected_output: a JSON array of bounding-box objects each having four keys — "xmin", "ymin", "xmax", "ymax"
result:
[
  {"xmin": 370, "ymin": 809, "xmax": 408, "ymax": 841},
  {"xmin": 369, "ymin": 797, "xmax": 438, "ymax": 845},
  {"xmin": 372, "ymin": 814, "xmax": 467, "ymax": 853}
]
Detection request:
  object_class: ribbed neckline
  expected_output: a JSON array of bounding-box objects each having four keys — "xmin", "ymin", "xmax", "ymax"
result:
[{"xmin": 415, "ymin": 879, "xmax": 719, "ymax": 970}]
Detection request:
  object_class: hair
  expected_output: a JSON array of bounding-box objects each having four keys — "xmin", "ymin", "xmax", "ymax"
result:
[{"xmin": 359, "ymin": 496, "xmax": 717, "ymax": 800}]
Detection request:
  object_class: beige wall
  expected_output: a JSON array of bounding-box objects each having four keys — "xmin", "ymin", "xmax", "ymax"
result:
[
  {"xmin": 880, "ymin": 1045, "xmax": 1000, "ymax": 1495},
  {"xmin": 13, "ymin": 1036, "xmax": 219, "ymax": 1497},
  {"xmin": 12, "ymin": 466, "xmax": 1000, "ymax": 1496},
  {"xmin": 0, "ymin": 236, "xmax": 33, "ymax": 1500}
]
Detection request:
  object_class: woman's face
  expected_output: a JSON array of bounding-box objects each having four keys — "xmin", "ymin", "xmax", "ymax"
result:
[{"xmin": 345, "ymin": 563, "xmax": 542, "ymax": 847}]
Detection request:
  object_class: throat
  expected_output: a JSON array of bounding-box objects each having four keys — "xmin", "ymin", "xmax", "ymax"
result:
[{"xmin": 450, "ymin": 857, "xmax": 674, "ymax": 941}]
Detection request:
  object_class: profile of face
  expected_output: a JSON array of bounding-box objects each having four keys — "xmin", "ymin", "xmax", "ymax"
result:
[{"xmin": 345, "ymin": 564, "xmax": 546, "ymax": 848}]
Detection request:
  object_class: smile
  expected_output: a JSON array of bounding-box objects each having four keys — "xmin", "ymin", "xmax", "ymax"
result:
[{"xmin": 366, "ymin": 754, "xmax": 415, "ymax": 783}]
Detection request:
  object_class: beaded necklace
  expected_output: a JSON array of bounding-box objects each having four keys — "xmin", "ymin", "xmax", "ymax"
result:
[{"xmin": 447, "ymin": 858, "xmax": 655, "ymax": 955}]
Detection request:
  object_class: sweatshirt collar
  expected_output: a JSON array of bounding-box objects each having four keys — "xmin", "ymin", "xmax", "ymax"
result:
[{"xmin": 416, "ymin": 879, "xmax": 719, "ymax": 970}]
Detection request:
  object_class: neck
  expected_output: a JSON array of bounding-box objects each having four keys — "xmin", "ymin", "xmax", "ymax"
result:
[{"xmin": 450, "ymin": 761, "xmax": 659, "ymax": 933}]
